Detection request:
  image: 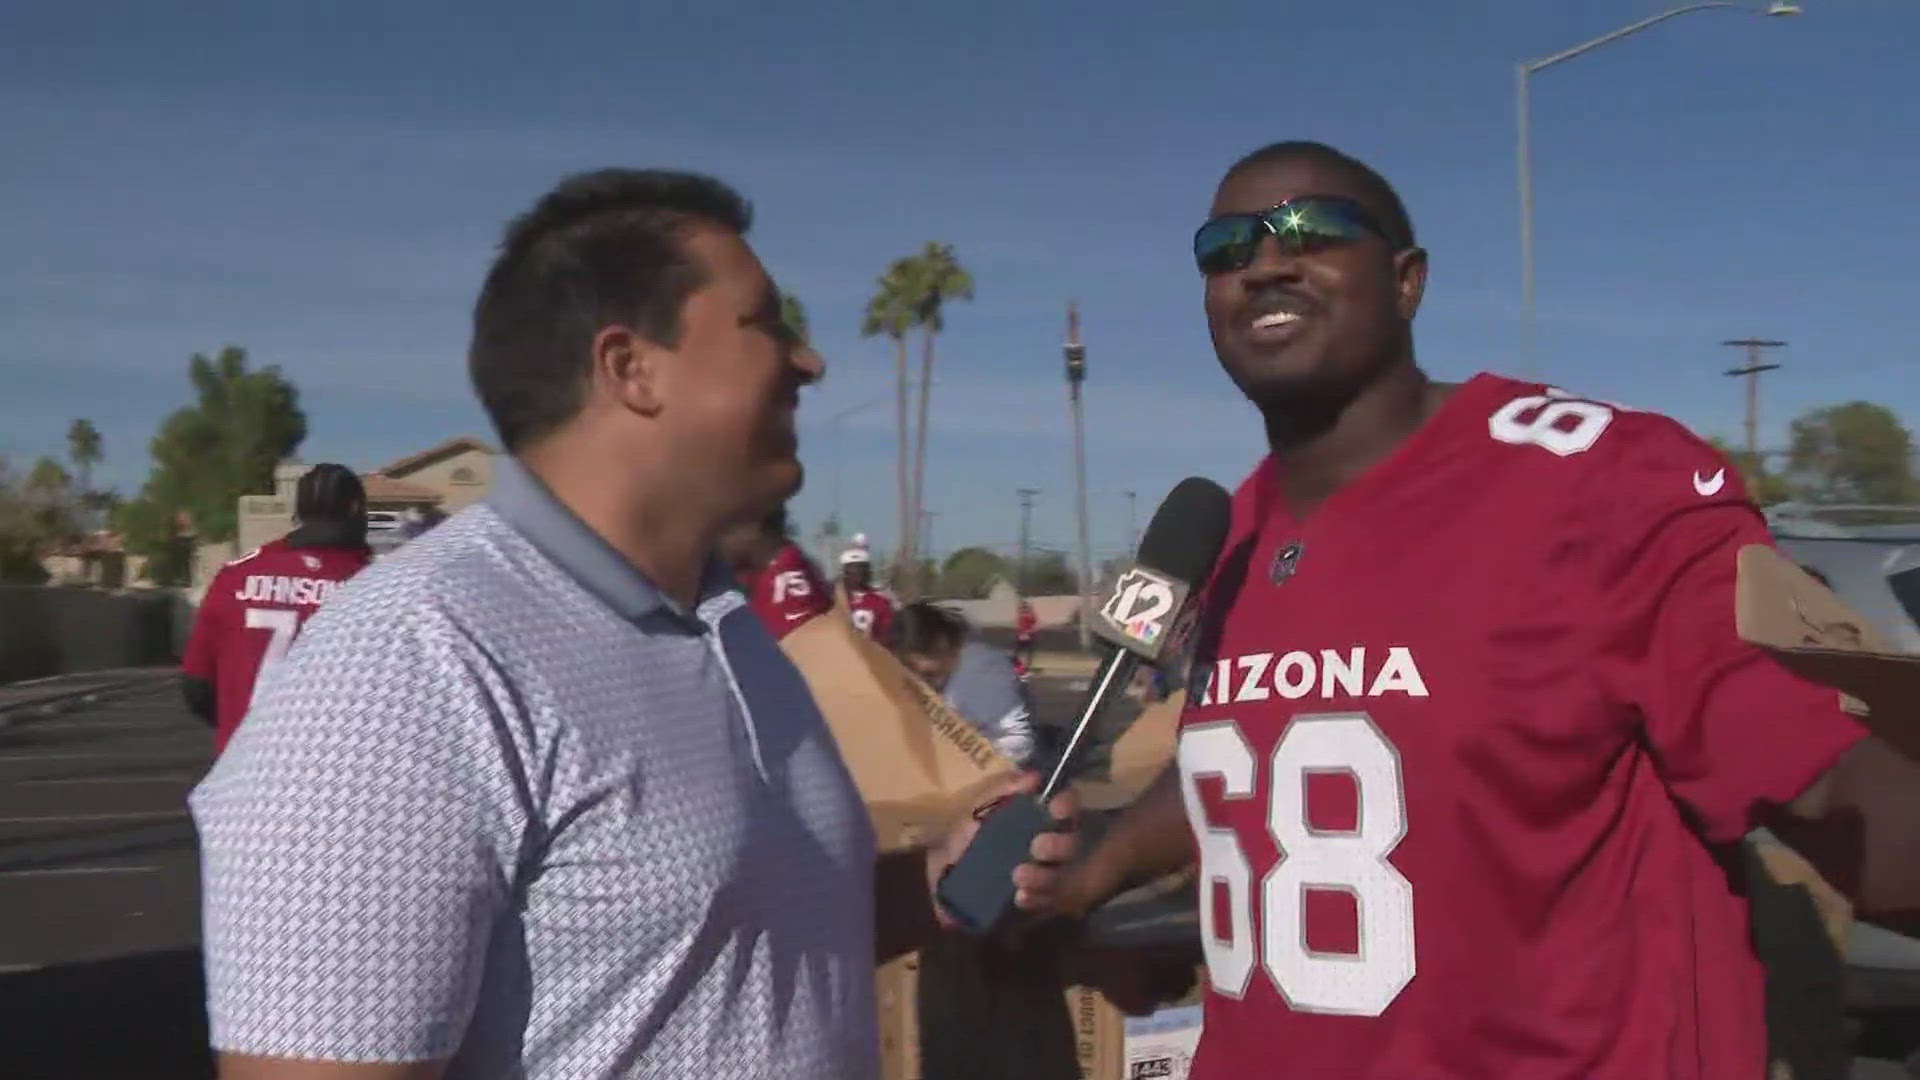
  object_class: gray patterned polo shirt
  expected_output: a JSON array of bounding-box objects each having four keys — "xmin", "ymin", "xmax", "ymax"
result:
[{"xmin": 190, "ymin": 458, "xmax": 879, "ymax": 1078}]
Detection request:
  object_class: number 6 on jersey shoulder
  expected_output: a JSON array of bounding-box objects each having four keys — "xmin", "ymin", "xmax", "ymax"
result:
[{"xmin": 1177, "ymin": 711, "xmax": 1416, "ymax": 1017}]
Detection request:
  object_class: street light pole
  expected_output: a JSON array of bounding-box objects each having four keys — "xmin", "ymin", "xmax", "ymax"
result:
[
  {"xmin": 1063, "ymin": 302, "xmax": 1093, "ymax": 652},
  {"xmin": 1517, "ymin": 60, "xmax": 1535, "ymax": 378},
  {"xmin": 1516, "ymin": 1, "xmax": 1800, "ymax": 375}
]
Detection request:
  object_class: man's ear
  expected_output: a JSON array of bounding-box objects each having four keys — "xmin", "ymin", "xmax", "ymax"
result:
[
  {"xmin": 1394, "ymin": 246, "xmax": 1428, "ymax": 322},
  {"xmin": 591, "ymin": 324, "xmax": 666, "ymax": 417}
]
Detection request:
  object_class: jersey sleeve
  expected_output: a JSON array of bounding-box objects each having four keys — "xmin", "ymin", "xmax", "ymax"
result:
[
  {"xmin": 755, "ymin": 548, "xmax": 832, "ymax": 639},
  {"xmin": 188, "ymin": 602, "xmax": 527, "ymax": 1062},
  {"xmin": 1588, "ymin": 417, "xmax": 1867, "ymax": 844}
]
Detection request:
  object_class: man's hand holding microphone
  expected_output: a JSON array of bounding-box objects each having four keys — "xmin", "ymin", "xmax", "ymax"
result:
[{"xmin": 929, "ymin": 479, "xmax": 1233, "ymax": 937}]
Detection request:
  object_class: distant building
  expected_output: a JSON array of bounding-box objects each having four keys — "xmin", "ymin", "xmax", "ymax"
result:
[
  {"xmin": 40, "ymin": 530, "xmax": 150, "ymax": 589},
  {"xmin": 941, "ymin": 577, "xmax": 1082, "ymax": 630},
  {"xmin": 195, "ymin": 435, "xmax": 498, "ymax": 598},
  {"xmin": 374, "ymin": 436, "xmax": 496, "ymax": 514}
]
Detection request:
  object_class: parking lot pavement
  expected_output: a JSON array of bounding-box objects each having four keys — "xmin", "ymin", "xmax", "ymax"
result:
[{"xmin": 0, "ymin": 677, "xmax": 214, "ymax": 1080}]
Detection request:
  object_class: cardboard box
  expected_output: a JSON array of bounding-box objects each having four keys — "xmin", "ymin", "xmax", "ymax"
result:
[
  {"xmin": 1120, "ymin": 1002, "xmax": 1204, "ymax": 1080},
  {"xmin": 876, "ymin": 952, "xmax": 923, "ymax": 1080},
  {"xmin": 1734, "ymin": 543, "xmax": 1920, "ymax": 949},
  {"xmin": 781, "ymin": 609, "xmax": 1014, "ymax": 852},
  {"xmin": 1072, "ymin": 690, "xmax": 1184, "ymax": 813},
  {"xmin": 782, "ymin": 608, "xmax": 1014, "ymax": 1080},
  {"xmin": 1068, "ymin": 983, "xmax": 1123, "ymax": 1078},
  {"xmin": 1736, "ymin": 543, "xmax": 1920, "ymax": 761},
  {"xmin": 782, "ymin": 612, "xmax": 1204, "ymax": 1079},
  {"xmin": 1067, "ymin": 982, "xmax": 1205, "ymax": 1080}
]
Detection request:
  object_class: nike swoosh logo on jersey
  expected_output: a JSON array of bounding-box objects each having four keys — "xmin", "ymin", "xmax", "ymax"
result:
[{"xmin": 1693, "ymin": 468, "xmax": 1727, "ymax": 497}]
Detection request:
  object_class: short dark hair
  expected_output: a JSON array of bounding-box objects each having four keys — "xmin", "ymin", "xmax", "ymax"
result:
[
  {"xmin": 295, "ymin": 463, "xmax": 364, "ymax": 523},
  {"xmin": 1227, "ymin": 141, "xmax": 1416, "ymax": 250},
  {"xmin": 894, "ymin": 601, "xmax": 968, "ymax": 657},
  {"xmin": 469, "ymin": 169, "xmax": 754, "ymax": 451}
]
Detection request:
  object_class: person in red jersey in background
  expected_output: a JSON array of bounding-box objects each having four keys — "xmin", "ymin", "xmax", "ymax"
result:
[
  {"xmin": 1015, "ymin": 141, "xmax": 1920, "ymax": 1079},
  {"xmin": 181, "ymin": 463, "xmax": 373, "ymax": 755},
  {"xmin": 719, "ymin": 505, "xmax": 831, "ymax": 639},
  {"xmin": 1011, "ymin": 597, "xmax": 1037, "ymax": 680},
  {"xmin": 838, "ymin": 537, "xmax": 896, "ymax": 644}
]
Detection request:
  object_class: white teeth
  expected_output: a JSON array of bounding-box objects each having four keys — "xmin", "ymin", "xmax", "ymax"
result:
[{"xmin": 1252, "ymin": 312, "xmax": 1300, "ymax": 329}]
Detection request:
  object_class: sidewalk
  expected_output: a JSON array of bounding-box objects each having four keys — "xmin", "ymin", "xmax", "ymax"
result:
[{"xmin": 0, "ymin": 667, "xmax": 179, "ymax": 720}]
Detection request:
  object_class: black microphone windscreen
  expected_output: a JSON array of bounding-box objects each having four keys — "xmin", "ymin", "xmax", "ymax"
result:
[{"xmin": 1136, "ymin": 477, "xmax": 1233, "ymax": 588}]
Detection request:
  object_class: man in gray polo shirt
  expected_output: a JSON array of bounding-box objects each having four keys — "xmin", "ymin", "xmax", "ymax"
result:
[{"xmin": 190, "ymin": 169, "xmax": 1074, "ymax": 1079}]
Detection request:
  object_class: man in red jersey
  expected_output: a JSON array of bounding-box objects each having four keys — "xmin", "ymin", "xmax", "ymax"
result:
[
  {"xmin": 1012, "ymin": 598, "xmax": 1037, "ymax": 679},
  {"xmin": 839, "ymin": 539, "xmax": 895, "ymax": 644},
  {"xmin": 181, "ymin": 463, "xmax": 372, "ymax": 754},
  {"xmin": 720, "ymin": 505, "xmax": 831, "ymax": 639},
  {"xmin": 1018, "ymin": 142, "xmax": 1920, "ymax": 1079}
]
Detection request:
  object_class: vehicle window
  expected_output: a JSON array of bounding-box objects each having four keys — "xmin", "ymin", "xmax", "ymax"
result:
[{"xmin": 1890, "ymin": 565, "xmax": 1920, "ymax": 631}]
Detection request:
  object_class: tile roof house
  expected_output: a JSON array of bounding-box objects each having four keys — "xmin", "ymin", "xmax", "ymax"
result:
[
  {"xmin": 197, "ymin": 436, "xmax": 501, "ymax": 597},
  {"xmin": 374, "ymin": 436, "xmax": 496, "ymax": 513}
]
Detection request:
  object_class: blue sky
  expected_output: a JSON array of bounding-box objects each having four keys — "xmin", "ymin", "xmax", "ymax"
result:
[{"xmin": 4, "ymin": 0, "xmax": 1916, "ymax": 562}]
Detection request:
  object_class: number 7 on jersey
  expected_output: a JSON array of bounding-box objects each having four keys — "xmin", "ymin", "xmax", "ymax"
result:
[{"xmin": 243, "ymin": 607, "xmax": 300, "ymax": 712}]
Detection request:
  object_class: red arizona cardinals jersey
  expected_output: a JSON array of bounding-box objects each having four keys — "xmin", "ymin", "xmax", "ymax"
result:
[
  {"xmin": 745, "ymin": 542, "xmax": 832, "ymax": 639},
  {"xmin": 1015, "ymin": 602, "xmax": 1037, "ymax": 641},
  {"xmin": 1176, "ymin": 373, "xmax": 1865, "ymax": 1079},
  {"xmin": 845, "ymin": 587, "xmax": 896, "ymax": 641},
  {"xmin": 181, "ymin": 538, "xmax": 371, "ymax": 754}
]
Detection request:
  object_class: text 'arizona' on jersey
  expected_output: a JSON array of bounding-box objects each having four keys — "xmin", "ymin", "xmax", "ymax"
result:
[{"xmin": 1176, "ymin": 372, "xmax": 1864, "ymax": 1080}]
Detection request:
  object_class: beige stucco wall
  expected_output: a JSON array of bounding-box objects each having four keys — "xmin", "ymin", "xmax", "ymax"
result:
[
  {"xmin": 190, "ymin": 538, "xmax": 242, "ymax": 602},
  {"xmin": 237, "ymin": 495, "xmax": 294, "ymax": 555}
]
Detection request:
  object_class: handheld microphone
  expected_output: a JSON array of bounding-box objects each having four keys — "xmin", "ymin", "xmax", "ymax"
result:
[{"xmin": 934, "ymin": 476, "xmax": 1233, "ymax": 933}]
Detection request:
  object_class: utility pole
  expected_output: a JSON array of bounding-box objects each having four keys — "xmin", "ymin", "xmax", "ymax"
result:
[
  {"xmin": 1063, "ymin": 302, "xmax": 1093, "ymax": 652},
  {"xmin": 1721, "ymin": 338, "xmax": 1785, "ymax": 461},
  {"xmin": 1124, "ymin": 490, "xmax": 1138, "ymax": 555},
  {"xmin": 1016, "ymin": 488, "xmax": 1040, "ymax": 596}
]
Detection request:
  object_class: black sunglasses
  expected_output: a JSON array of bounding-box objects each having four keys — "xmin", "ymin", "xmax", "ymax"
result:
[{"xmin": 1193, "ymin": 195, "xmax": 1392, "ymax": 275}]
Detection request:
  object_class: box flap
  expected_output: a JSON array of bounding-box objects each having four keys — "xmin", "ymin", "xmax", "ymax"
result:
[{"xmin": 1736, "ymin": 544, "xmax": 1920, "ymax": 760}]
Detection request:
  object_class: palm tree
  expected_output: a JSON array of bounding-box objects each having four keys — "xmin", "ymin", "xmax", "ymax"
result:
[
  {"xmin": 66, "ymin": 419, "xmax": 101, "ymax": 530},
  {"xmin": 904, "ymin": 243, "xmax": 972, "ymax": 597},
  {"xmin": 861, "ymin": 264, "xmax": 917, "ymax": 594},
  {"xmin": 779, "ymin": 290, "xmax": 810, "ymax": 344}
]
